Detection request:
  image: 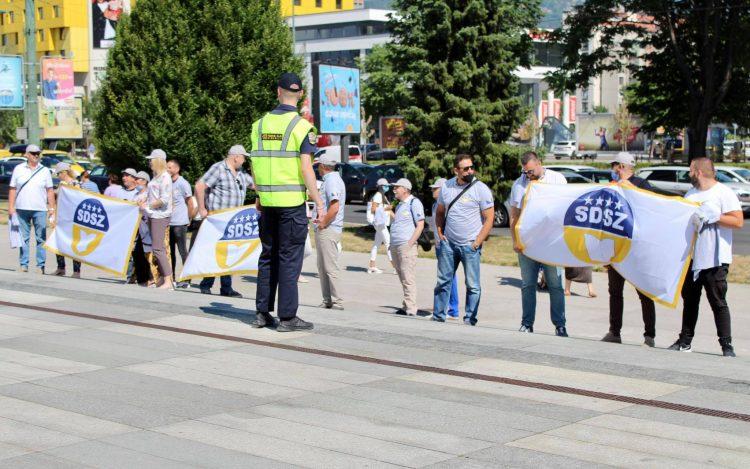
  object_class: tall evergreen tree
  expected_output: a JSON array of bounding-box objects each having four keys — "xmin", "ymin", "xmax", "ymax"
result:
[
  {"xmin": 95, "ymin": 0, "xmax": 302, "ymax": 181},
  {"xmin": 384, "ymin": 0, "xmax": 541, "ymax": 199}
]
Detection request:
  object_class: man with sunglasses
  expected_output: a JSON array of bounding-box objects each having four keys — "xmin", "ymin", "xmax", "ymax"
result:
[
  {"xmin": 509, "ymin": 151, "xmax": 568, "ymax": 336},
  {"xmin": 194, "ymin": 144, "xmax": 254, "ymax": 297},
  {"xmin": 433, "ymin": 154, "xmax": 495, "ymax": 325}
]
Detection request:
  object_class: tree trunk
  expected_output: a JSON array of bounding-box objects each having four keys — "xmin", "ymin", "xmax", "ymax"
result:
[{"xmin": 687, "ymin": 116, "xmax": 709, "ymax": 162}]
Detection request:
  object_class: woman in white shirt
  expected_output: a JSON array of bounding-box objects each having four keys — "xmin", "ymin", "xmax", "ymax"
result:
[
  {"xmin": 140, "ymin": 150, "xmax": 174, "ymax": 289},
  {"xmin": 367, "ymin": 178, "xmax": 394, "ymax": 274}
]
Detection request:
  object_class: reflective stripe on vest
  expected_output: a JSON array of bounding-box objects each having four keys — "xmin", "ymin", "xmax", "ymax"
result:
[{"xmin": 251, "ymin": 113, "xmax": 309, "ymax": 207}]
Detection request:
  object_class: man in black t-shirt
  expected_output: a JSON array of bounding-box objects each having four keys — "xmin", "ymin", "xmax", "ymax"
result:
[{"xmin": 601, "ymin": 152, "xmax": 658, "ymax": 347}]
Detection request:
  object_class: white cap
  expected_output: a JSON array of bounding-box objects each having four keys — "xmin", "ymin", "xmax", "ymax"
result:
[
  {"xmin": 135, "ymin": 171, "xmax": 151, "ymax": 182},
  {"xmin": 146, "ymin": 149, "xmax": 167, "ymax": 160},
  {"xmin": 376, "ymin": 178, "xmax": 389, "ymax": 186},
  {"xmin": 613, "ymin": 151, "xmax": 635, "ymax": 166},
  {"xmin": 393, "ymin": 178, "xmax": 412, "ymax": 191},
  {"xmin": 26, "ymin": 144, "xmax": 41, "ymax": 153},
  {"xmin": 228, "ymin": 144, "xmax": 250, "ymax": 157},
  {"xmin": 53, "ymin": 162, "xmax": 70, "ymax": 174},
  {"xmin": 121, "ymin": 168, "xmax": 138, "ymax": 177},
  {"xmin": 318, "ymin": 154, "xmax": 338, "ymax": 167},
  {"xmin": 430, "ymin": 177, "xmax": 447, "ymax": 189}
]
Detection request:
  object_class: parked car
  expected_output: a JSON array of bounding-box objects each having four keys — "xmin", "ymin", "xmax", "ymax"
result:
[
  {"xmin": 7, "ymin": 144, "xmax": 85, "ymax": 174},
  {"xmin": 88, "ymin": 165, "xmax": 111, "ymax": 193},
  {"xmin": 366, "ymin": 149, "xmax": 398, "ymax": 161},
  {"xmin": 636, "ymin": 165, "xmax": 750, "ymax": 214},
  {"xmin": 715, "ymin": 165, "xmax": 750, "ymax": 184},
  {"xmin": 0, "ymin": 160, "xmax": 21, "ymax": 199},
  {"xmin": 360, "ymin": 163, "xmax": 404, "ymax": 201},
  {"xmin": 576, "ymin": 169, "xmax": 614, "ymax": 183},
  {"xmin": 360, "ymin": 143, "xmax": 379, "ymax": 159},
  {"xmin": 313, "ymin": 145, "xmax": 362, "ymax": 163},
  {"xmin": 546, "ymin": 164, "xmax": 597, "ymax": 173},
  {"xmin": 551, "ymin": 141, "xmax": 577, "ymax": 159},
  {"xmin": 313, "ymin": 162, "xmax": 369, "ymax": 203},
  {"xmin": 559, "ymin": 171, "xmax": 594, "ymax": 184}
]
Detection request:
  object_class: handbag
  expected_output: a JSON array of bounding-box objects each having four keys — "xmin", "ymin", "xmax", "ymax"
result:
[{"xmin": 409, "ymin": 198, "xmax": 432, "ymax": 251}]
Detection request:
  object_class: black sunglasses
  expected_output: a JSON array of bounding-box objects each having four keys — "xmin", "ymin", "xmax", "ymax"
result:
[{"xmin": 458, "ymin": 165, "xmax": 474, "ymax": 172}]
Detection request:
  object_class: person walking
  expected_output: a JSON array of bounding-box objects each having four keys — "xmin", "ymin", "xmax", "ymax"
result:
[
  {"xmin": 433, "ymin": 154, "xmax": 494, "ymax": 325},
  {"xmin": 430, "ymin": 178, "xmax": 459, "ymax": 319},
  {"xmin": 194, "ymin": 145, "xmax": 253, "ymax": 297},
  {"xmin": 669, "ymin": 157, "xmax": 744, "ymax": 357},
  {"xmin": 509, "ymin": 151, "xmax": 568, "ymax": 336},
  {"xmin": 389, "ymin": 178, "xmax": 425, "ymax": 316},
  {"xmin": 315, "ymin": 154, "xmax": 346, "ymax": 310},
  {"xmin": 167, "ymin": 159, "xmax": 194, "ymax": 288},
  {"xmin": 140, "ymin": 149, "xmax": 174, "ymax": 290},
  {"xmin": 250, "ymin": 72, "xmax": 325, "ymax": 332},
  {"xmin": 8, "ymin": 144, "xmax": 55, "ymax": 274},
  {"xmin": 367, "ymin": 178, "xmax": 394, "ymax": 274},
  {"xmin": 51, "ymin": 163, "xmax": 82, "ymax": 278},
  {"xmin": 601, "ymin": 152, "xmax": 657, "ymax": 347}
]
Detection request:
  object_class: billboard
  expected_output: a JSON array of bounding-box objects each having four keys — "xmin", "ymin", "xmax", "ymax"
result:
[
  {"xmin": 576, "ymin": 113, "xmax": 645, "ymax": 152},
  {"xmin": 39, "ymin": 98, "xmax": 83, "ymax": 139},
  {"xmin": 92, "ymin": 1, "xmax": 131, "ymax": 49},
  {"xmin": 0, "ymin": 55, "xmax": 24, "ymax": 109},
  {"xmin": 313, "ymin": 64, "xmax": 361, "ymax": 134},
  {"xmin": 41, "ymin": 58, "xmax": 75, "ymax": 108},
  {"xmin": 379, "ymin": 116, "xmax": 406, "ymax": 149}
]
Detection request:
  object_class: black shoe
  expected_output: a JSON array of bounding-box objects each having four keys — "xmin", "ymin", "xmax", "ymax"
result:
[
  {"xmin": 668, "ymin": 340, "xmax": 692, "ymax": 352},
  {"xmin": 277, "ymin": 317, "xmax": 314, "ymax": 332},
  {"xmin": 519, "ymin": 325, "xmax": 533, "ymax": 333},
  {"xmin": 643, "ymin": 336, "xmax": 655, "ymax": 348},
  {"xmin": 555, "ymin": 326, "xmax": 568, "ymax": 337},
  {"xmin": 395, "ymin": 309, "xmax": 408, "ymax": 316},
  {"xmin": 200, "ymin": 288, "xmax": 211, "ymax": 295},
  {"xmin": 220, "ymin": 290, "xmax": 243, "ymax": 298},
  {"xmin": 601, "ymin": 331, "xmax": 622, "ymax": 343},
  {"xmin": 719, "ymin": 337, "xmax": 736, "ymax": 357},
  {"xmin": 251, "ymin": 312, "xmax": 277, "ymax": 329}
]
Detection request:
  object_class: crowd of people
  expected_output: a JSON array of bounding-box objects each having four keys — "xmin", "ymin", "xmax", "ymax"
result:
[{"xmin": 5, "ymin": 72, "xmax": 744, "ymax": 356}]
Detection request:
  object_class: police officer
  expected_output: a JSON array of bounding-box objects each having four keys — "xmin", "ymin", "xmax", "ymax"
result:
[{"xmin": 250, "ymin": 72, "xmax": 325, "ymax": 332}]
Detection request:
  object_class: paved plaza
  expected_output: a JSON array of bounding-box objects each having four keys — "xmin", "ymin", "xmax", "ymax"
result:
[{"xmin": 0, "ymin": 241, "xmax": 749, "ymax": 467}]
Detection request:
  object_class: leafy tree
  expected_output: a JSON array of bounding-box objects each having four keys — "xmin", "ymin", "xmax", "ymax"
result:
[
  {"xmin": 549, "ymin": 0, "xmax": 750, "ymax": 160},
  {"xmin": 0, "ymin": 111, "xmax": 23, "ymax": 147},
  {"xmin": 95, "ymin": 0, "xmax": 302, "ymax": 181},
  {"xmin": 359, "ymin": 45, "xmax": 410, "ymax": 123},
  {"xmin": 382, "ymin": 0, "xmax": 541, "ymax": 202}
]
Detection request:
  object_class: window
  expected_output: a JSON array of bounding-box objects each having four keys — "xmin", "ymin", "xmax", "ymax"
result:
[
  {"xmin": 14, "ymin": 33, "xmax": 19, "ymax": 45},
  {"xmin": 60, "ymin": 49, "xmax": 66, "ymax": 57},
  {"xmin": 59, "ymin": 28, "xmax": 66, "ymax": 40},
  {"xmin": 647, "ymin": 170, "xmax": 676, "ymax": 182},
  {"xmin": 676, "ymin": 171, "xmax": 692, "ymax": 183},
  {"xmin": 54, "ymin": 6, "xmax": 61, "ymax": 18},
  {"xmin": 1, "ymin": 35, "xmax": 6, "ymax": 46},
  {"xmin": 295, "ymin": 21, "xmax": 388, "ymax": 41},
  {"xmin": 316, "ymin": 0, "xmax": 322, "ymax": 7},
  {"xmin": 9, "ymin": 11, "xmax": 14, "ymax": 23},
  {"xmin": 37, "ymin": 7, "xmax": 43, "ymax": 20},
  {"xmin": 39, "ymin": 29, "xmax": 45, "ymax": 41},
  {"xmin": 336, "ymin": 0, "xmax": 343, "ymax": 8},
  {"xmin": 0, "ymin": 14, "xmax": 4, "ymax": 26}
]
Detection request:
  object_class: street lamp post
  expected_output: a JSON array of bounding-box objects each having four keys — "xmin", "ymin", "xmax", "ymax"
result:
[{"xmin": 24, "ymin": 0, "xmax": 40, "ymax": 143}]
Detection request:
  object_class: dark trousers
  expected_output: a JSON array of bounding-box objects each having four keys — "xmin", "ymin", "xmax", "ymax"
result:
[
  {"xmin": 56, "ymin": 255, "xmax": 81, "ymax": 273},
  {"xmin": 256, "ymin": 204, "xmax": 307, "ymax": 320},
  {"xmin": 680, "ymin": 263, "xmax": 732, "ymax": 342},
  {"xmin": 200, "ymin": 275, "xmax": 233, "ymax": 293},
  {"xmin": 170, "ymin": 225, "xmax": 189, "ymax": 274},
  {"xmin": 608, "ymin": 267, "xmax": 656, "ymax": 337},
  {"xmin": 133, "ymin": 235, "xmax": 150, "ymax": 284}
]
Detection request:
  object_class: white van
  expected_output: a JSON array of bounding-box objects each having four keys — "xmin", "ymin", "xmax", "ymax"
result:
[{"xmin": 313, "ymin": 145, "xmax": 362, "ymax": 162}]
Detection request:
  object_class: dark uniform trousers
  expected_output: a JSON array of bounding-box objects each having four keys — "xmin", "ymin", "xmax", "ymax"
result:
[
  {"xmin": 608, "ymin": 267, "xmax": 656, "ymax": 338},
  {"xmin": 256, "ymin": 204, "xmax": 308, "ymax": 320},
  {"xmin": 680, "ymin": 262, "xmax": 732, "ymax": 343}
]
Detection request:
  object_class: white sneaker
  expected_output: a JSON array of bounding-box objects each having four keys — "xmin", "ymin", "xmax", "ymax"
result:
[{"xmin": 367, "ymin": 267, "xmax": 383, "ymax": 274}]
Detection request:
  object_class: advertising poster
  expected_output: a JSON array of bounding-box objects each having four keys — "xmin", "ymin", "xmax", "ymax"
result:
[
  {"xmin": 92, "ymin": 0, "xmax": 131, "ymax": 49},
  {"xmin": 576, "ymin": 113, "xmax": 645, "ymax": 152},
  {"xmin": 0, "ymin": 55, "xmax": 24, "ymax": 109},
  {"xmin": 41, "ymin": 58, "xmax": 75, "ymax": 108},
  {"xmin": 314, "ymin": 65, "xmax": 361, "ymax": 134},
  {"xmin": 39, "ymin": 98, "xmax": 84, "ymax": 139},
  {"xmin": 379, "ymin": 116, "xmax": 406, "ymax": 150}
]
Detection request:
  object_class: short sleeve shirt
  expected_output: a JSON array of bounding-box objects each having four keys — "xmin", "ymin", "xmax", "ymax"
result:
[
  {"xmin": 200, "ymin": 161, "xmax": 253, "ymax": 211},
  {"xmin": 170, "ymin": 176, "xmax": 193, "ymax": 226},
  {"xmin": 686, "ymin": 182, "xmax": 742, "ymax": 270},
  {"xmin": 371, "ymin": 191, "xmax": 389, "ymax": 226},
  {"xmin": 391, "ymin": 195, "xmax": 425, "ymax": 246},
  {"xmin": 118, "ymin": 187, "xmax": 139, "ymax": 202},
  {"xmin": 9, "ymin": 163, "xmax": 53, "ymax": 211},
  {"xmin": 510, "ymin": 169, "xmax": 567, "ymax": 209},
  {"xmin": 438, "ymin": 178, "xmax": 494, "ymax": 245},
  {"xmin": 318, "ymin": 171, "xmax": 346, "ymax": 233}
]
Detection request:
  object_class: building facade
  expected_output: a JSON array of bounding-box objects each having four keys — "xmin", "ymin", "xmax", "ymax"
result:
[{"xmin": 280, "ymin": 0, "xmax": 355, "ymax": 17}]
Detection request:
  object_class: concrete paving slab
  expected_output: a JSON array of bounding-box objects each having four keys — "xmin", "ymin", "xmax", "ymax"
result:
[
  {"xmin": 615, "ymin": 405, "xmax": 750, "ymax": 437},
  {"xmin": 53, "ymin": 328, "xmax": 215, "ymax": 356},
  {"xmin": 145, "ymin": 314, "xmax": 311, "ymax": 342},
  {"xmin": 659, "ymin": 387, "xmax": 750, "ymax": 415},
  {"xmin": 0, "ymin": 442, "xmax": 31, "ymax": 462},
  {"xmin": 98, "ymin": 323, "xmax": 241, "ymax": 349},
  {"xmin": 0, "ymin": 451, "xmax": 93, "ymax": 469},
  {"xmin": 0, "ymin": 347, "xmax": 103, "ymax": 375},
  {"xmin": 0, "ymin": 336, "xmax": 149, "ymax": 368},
  {"xmin": 0, "ymin": 416, "xmax": 83, "ymax": 451},
  {"xmin": 0, "ymin": 313, "xmax": 80, "ymax": 333},
  {"xmin": 459, "ymin": 444, "xmax": 608, "ymax": 469},
  {"xmin": 44, "ymin": 439, "xmax": 199, "ymax": 469}
]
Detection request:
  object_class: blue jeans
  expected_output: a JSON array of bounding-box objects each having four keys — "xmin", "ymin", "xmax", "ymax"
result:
[
  {"xmin": 200, "ymin": 275, "xmax": 232, "ymax": 294},
  {"xmin": 434, "ymin": 241, "xmax": 481, "ymax": 324},
  {"xmin": 518, "ymin": 253, "xmax": 566, "ymax": 327},
  {"xmin": 16, "ymin": 209, "xmax": 47, "ymax": 269},
  {"xmin": 448, "ymin": 274, "xmax": 459, "ymax": 317}
]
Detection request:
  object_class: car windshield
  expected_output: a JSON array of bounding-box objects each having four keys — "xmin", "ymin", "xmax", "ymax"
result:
[
  {"xmin": 90, "ymin": 166, "xmax": 108, "ymax": 176},
  {"xmin": 716, "ymin": 172, "xmax": 733, "ymax": 183},
  {"xmin": 733, "ymin": 169, "xmax": 750, "ymax": 181}
]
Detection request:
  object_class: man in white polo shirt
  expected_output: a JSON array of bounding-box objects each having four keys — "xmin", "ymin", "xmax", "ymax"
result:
[{"xmin": 8, "ymin": 144, "xmax": 55, "ymax": 273}]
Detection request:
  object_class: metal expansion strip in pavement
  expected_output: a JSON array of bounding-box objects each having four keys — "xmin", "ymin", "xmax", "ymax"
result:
[{"xmin": 2, "ymin": 299, "xmax": 749, "ymax": 423}]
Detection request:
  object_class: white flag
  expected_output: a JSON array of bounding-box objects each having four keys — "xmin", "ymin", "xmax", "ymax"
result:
[
  {"xmin": 178, "ymin": 206, "xmax": 262, "ymax": 282},
  {"xmin": 45, "ymin": 185, "xmax": 140, "ymax": 276},
  {"xmin": 516, "ymin": 182, "xmax": 699, "ymax": 307}
]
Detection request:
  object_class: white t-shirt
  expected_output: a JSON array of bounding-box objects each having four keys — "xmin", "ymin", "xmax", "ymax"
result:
[
  {"xmin": 9, "ymin": 163, "xmax": 53, "ymax": 211},
  {"xmin": 510, "ymin": 168, "xmax": 567, "ymax": 209},
  {"xmin": 686, "ymin": 182, "xmax": 742, "ymax": 270},
  {"xmin": 371, "ymin": 191, "xmax": 390, "ymax": 226}
]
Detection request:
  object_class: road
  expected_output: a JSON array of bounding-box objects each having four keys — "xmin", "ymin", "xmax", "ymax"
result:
[{"xmin": 344, "ymin": 201, "xmax": 750, "ymax": 255}]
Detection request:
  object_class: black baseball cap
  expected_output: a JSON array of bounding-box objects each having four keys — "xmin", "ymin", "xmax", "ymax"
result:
[{"xmin": 278, "ymin": 72, "xmax": 303, "ymax": 92}]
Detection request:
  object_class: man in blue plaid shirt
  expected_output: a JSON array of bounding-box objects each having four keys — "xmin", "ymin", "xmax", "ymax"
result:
[{"xmin": 194, "ymin": 145, "xmax": 254, "ymax": 297}]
